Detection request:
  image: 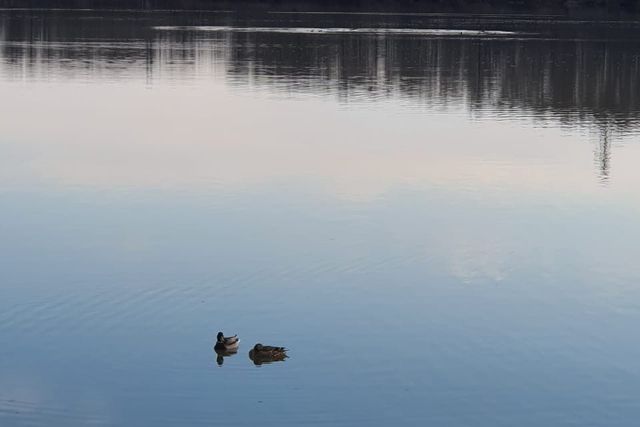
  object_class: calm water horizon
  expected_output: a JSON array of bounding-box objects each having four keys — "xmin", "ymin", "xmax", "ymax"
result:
[{"xmin": 1, "ymin": 8, "xmax": 640, "ymax": 427}]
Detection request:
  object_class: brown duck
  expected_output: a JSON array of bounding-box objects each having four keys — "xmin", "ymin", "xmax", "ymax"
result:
[{"xmin": 249, "ymin": 343, "xmax": 288, "ymax": 365}]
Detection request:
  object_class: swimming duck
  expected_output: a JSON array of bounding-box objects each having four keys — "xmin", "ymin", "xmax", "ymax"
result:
[
  {"xmin": 248, "ymin": 343, "xmax": 288, "ymax": 365},
  {"xmin": 214, "ymin": 332, "xmax": 240, "ymax": 352}
]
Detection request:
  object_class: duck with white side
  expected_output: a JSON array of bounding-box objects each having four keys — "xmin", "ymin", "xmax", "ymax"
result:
[{"xmin": 214, "ymin": 332, "xmax": 240, "ymax": 352}]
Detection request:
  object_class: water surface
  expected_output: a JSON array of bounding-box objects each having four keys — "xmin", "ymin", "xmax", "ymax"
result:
[{"xmin": 1, "ymin": 8, "xmax": 640, "ymax": 427}]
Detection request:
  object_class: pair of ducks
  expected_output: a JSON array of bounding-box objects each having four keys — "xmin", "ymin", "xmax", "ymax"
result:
[{"xmin": 215, "ymin": 332, "xmax": 288, "ymax": 365}]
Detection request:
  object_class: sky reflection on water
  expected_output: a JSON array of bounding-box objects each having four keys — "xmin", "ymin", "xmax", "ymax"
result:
[{"xmin": 1, "ymin": 8, "xmax": 640, "ymax": 427}]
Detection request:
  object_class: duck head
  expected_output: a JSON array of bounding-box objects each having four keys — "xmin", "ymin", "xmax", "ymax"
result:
[{"xmin": 216, "ymin": 332, "xmax": 224, "ymax": 343}]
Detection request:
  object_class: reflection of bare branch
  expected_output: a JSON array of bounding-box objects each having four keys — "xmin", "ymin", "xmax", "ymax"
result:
[{"xmin": 596, "ymin": 121, "xmax": 612, "ymax": 184}]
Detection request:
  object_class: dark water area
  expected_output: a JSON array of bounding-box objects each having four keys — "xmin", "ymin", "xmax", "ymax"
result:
[
  {"xmin": 1, "ymin": 8, "xmax": 640, "ymax": 427},
  {"xmin": 3, "ymin": 0, "xmax": 640, "ymax": 15}
]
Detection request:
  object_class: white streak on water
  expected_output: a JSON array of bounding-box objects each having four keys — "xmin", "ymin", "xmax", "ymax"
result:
[{"xmin": 153, "ymin": 26, "xmax": 522, "ymax": 37}]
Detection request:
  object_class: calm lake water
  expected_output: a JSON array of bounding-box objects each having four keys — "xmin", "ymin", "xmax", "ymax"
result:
[{"xmin": 1, "ymin": 7, "xmax": 640, "ymax": 427}]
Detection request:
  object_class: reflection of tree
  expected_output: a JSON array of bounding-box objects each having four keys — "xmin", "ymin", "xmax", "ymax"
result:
[
  {"xmin": 220, "ymin": 32, "xmax": 640, "ymax": 131},
  {"xmin": 1, "ymin": 10, "xmax": 639, "ymax": 131},
  {"xmin": 596, "ymin": 122, "xmax": 612, "ymax": 183},
  {"xmin": 1, "ymin": 9, "xmax": 639, "ymax": 179}
]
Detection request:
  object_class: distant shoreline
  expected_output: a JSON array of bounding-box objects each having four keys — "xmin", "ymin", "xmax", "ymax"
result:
[{"xmin": 1, "ymin": 0, "xmax": 639, "ymax": 16}]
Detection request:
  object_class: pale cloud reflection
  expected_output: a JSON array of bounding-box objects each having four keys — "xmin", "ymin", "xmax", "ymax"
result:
[
  {"xmin": 446, "ymin": 234, "xmax": 512, "ymax": 284},
  {"xmin": 1, "ymin": 82, "xmax": 639, "ymax": 203}
]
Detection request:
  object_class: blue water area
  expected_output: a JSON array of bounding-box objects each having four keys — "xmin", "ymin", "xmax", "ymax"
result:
[{"xmin": 1, "ymin": 8, "xmax": 640, "ymax": 427}]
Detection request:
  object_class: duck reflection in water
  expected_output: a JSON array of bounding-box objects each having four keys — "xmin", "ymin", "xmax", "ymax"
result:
[
  {"xmin": 214, "ymin": 347, "xmax": 238, "ymax": 366},
  {"xmin": 249, "ymin": 343, "xmax": 288, "ymax": 366}
]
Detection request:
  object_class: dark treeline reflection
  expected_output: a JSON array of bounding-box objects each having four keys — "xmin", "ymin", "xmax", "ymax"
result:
[
  {"xmin": 2, "ymin": 9, "xmax": 640, "ymax": 137},
  {"xmin": 222, "ymin": 31, "xmax": 640, "ymax": 127},
  {"xmin": 3, "ymin": 0, "xmax": 640, "ymax": 15}
]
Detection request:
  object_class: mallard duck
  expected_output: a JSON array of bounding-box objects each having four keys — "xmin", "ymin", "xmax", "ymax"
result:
[
  {"xmin": 248, "ymin": 343, "xmax": 288, "ymax": 365},
  {"xmin": 214, "ymin": 332, "xmax": 240, "ymax": 352}
]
